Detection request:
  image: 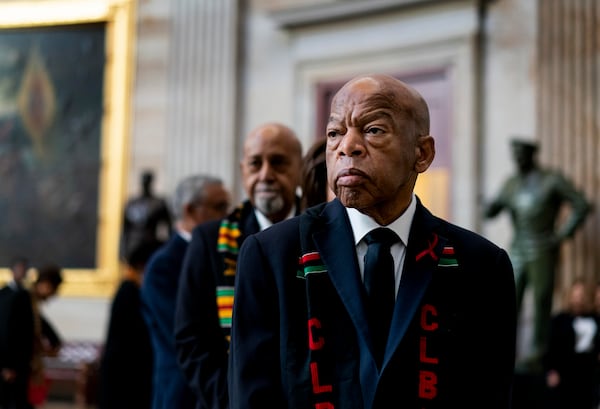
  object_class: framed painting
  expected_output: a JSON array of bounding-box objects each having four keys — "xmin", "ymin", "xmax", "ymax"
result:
[{"xmin": 0, "ymin": 0, "xmax": 136, "ymax": 296}]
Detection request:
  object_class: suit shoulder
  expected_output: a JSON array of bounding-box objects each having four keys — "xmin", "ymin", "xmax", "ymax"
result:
[
  {"xmin": 191, "ymin": 219, "xmax": 222, "ymax": 237},
  {"xmin": 438, "ymin": 218, "xmax": 505, "ymax": 252},
  {"xmin": 253, "ymin": 215, "xmax": 301, "ymax": 241}
]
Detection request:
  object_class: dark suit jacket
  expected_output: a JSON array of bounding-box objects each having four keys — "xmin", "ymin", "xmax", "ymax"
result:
[
  {"xmin": 141, "ymin": 233, "xmax": 196, "ymax": 409},
  {"xmin": 175, "ymin": 200, "xmax": 260, "ymax": 409},
  {"xmin": 229, "ymin": 198, "xmax": 517, "ymax": 409},
  {"xmin": 0, "ymin": 284, "xmax": 34, "ymax": 408}
]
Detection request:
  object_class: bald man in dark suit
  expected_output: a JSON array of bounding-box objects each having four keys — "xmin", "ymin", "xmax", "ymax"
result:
[{"xmin": 228, "ymin": 74, "xmax": 516, "ymax": 409}]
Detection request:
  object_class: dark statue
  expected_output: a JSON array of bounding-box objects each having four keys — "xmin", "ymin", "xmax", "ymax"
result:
[
  {"xmin": 484, "ymin": 138, "xmax": 592, "ymax": 373},
  {"xmin": 121, "ymin": 170, "xmax": 172, "ymax": 262}
]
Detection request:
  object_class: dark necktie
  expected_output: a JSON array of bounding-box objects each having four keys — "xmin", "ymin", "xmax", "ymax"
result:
[{"xmin": 363, "ymin": 227, "xmax": 400, "ymax": 368}]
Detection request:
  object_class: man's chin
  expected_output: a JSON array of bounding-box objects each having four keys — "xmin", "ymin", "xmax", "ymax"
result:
[{"xmin": 254, "ymin": 194, "xmax": 285, "ymax": 216}]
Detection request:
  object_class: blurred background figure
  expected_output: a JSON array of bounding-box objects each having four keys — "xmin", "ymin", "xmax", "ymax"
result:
[
  {"xmin": 141, "ymin": 174, "xmax": 230, "ymax": 409},
  {"xmin": 544, "ymin": 278, "xmax": 600, "ymax": 409},
  {"xmin": 0, "ymin": 257, "xmax": 35, "ymax": 409},
  {"xmin": 300, "ymin": 137, "xmax": 335, "ymax": 211},
  {"xmin": 28, "ymin": 264, "xmax": 64, "ymax": 408},
  {"xmin": 121, "ymin": 170, "xmax": 173, "ymax": 263},
  {"xmin": 484, "ymin": 138, "xmax": 592, "ymax": 372},
  {"xmin": 593, "ymin": 282, "xmax": 600, "ymax": 409},
  {"xmin": 8, "ymin": 257, "xmax": 31, "ymax": 289},
  {"xmin": 97, "ymin": 243, "xmax": 155, "ymax": 409}
]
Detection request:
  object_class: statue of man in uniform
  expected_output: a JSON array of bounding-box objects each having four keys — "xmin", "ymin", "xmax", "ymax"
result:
[{"xmin": 484, "ymin": 138, "xmax": 592, "ymax": 372}]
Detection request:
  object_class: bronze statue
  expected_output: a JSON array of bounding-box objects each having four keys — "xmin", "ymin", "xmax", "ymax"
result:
[
  {"xmin": 484, "ymin": 138, "xmax": 592, "ymax": 372},
  {"xmin": 121, "ymin": 170, "xmax": 172, "ymax": 262}
]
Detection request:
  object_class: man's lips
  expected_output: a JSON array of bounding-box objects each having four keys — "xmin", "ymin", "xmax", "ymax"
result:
[{"xmin": 336, "ymin": 168, "xmax": 368, "ymax": 187}]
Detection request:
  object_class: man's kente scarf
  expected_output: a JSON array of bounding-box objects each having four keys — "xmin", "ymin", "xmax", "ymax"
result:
[
  {"xmin": 295, "ymin": 204, "xmax": 460, "ymax": 407},
  {"xmin": 216, "ymin": 201, "xmax": 252, "ymax": 332},
  {"xmin": 296, "ymin": 205, "xmax": 338, "ymax": 407}
]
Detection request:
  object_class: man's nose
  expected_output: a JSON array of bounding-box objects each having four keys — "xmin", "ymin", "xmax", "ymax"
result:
[
  {"xmin": 258, "ymin": 162, "xmax": 276, "ymax": 180},
  {"xmin": 338, "ymin": 128, "xmax": 366, "ymax": 157}
]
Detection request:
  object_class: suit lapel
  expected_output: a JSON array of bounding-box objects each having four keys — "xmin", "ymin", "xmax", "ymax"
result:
[
  {"xmin": 312, "ymin": 201, "xmax": 371, "ymax": 345},
  {"xmin": 311, "ymin": 200, "xmax": 379, "ymax": 408},
  {"xmin": 171, "ymin": 233, "xmax": 189, "ymax": 261},
  {"xmin": 383, "ymin": 201, "xmax": 448, "ymax": 367}
]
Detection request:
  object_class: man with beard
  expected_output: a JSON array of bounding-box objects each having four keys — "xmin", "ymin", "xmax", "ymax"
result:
[{"xmin": 174, "ymin": 122, "xmax": 303, "ymax": 409}]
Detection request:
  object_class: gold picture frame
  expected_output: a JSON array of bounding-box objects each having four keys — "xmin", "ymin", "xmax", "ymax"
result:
[{"xmin": 0, "ymin": 0, "xmax": 136, "ymax": 297}]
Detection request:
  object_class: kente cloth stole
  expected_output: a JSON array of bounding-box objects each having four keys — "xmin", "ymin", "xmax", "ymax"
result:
[
  {"xmin": 216, "ymin": 203, "xmax": 244, "ymax": 330},
  {"xmin": 295, "ymin": 210, "xmax": 463, "ymax": 408},
  {"xmin": 297, "ymin": 207, "xmax": 336, "ymax": 407}
]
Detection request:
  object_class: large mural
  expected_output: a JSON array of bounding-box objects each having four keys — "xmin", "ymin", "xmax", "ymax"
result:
[{"xmin": 0, "ymin": 23, "xmax": 105, "ymax": 268}]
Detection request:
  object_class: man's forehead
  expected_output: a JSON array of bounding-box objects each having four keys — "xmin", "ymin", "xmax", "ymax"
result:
[
  {"xmin": 244, "ymin": 142, "xmax": 293, "ymax": 160},
  {"xmin": 245, "ymin": 137, "xmax": 298, "ymax": 157},
  {"xmin": 332, "ymin": 87, "xmax": 398, "ymax": 112},
  {"xmin": 328, "ymin": 99, "xmax": 398, "ymax": 124}
]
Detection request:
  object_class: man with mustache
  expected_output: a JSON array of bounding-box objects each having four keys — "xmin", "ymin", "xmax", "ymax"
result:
[
  {"xmin": 174, "ymin": 122, "xmax": 303, "ymax": 409},
  {"xmin": 228, "ymin": 74, "xmax": 517, "ymax": 409}
]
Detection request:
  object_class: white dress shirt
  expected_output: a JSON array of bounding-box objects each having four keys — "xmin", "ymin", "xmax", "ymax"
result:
[
  {"xmin": 346, "ymin": 195, "xmax": 417, "ymax": 298},
  {"xmin": 254, "ymin": 206, "xmax": 297, "ymax": 231}
]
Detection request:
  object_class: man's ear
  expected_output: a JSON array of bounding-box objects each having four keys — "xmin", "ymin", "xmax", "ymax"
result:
[
  {"xmin": 414, "ymin": 135, "xmax": 435, "ymax": 174},
  {"xmin": 183, "ymin": 202, "xmax": 196, "ymax": 218}
]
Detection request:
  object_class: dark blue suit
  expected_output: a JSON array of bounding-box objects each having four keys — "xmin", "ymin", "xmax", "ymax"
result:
[
  {"xmin": 141, "ymin": 233, "xmax": 196, "ymax": 409},
  {"xmin": 229, "ymin": 198, "xmax": 517, "ymax": 409}
]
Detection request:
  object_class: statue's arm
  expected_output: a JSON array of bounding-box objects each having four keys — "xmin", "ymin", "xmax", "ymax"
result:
[
  {"xmin": 554, "ymin": 172, "xmax": 592, "ymax": 241},
  {"xmin": 483, "ymin": 180, "xmax": 511, "ymax": 219}
]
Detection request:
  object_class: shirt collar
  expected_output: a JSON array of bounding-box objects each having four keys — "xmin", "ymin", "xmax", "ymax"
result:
[
  {"xmin": 177, "ymin": 229, "xmax": 192, "ymax": 242},
  {"xmin": 254, "ymin": 205, "xmax": 297, "ymax": 231},
  {"xmin": 346, "ymin": 194, "xmax": 416, "ymax": 246}
]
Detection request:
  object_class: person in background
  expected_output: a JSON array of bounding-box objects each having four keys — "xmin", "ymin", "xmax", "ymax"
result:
[
  {"xmin": 484, "ymin": 138, "xmax": 591, "ymax": 372},
  {"xmin": 141, "ymin": 174, "xmax": 231, "ymax": 409},
  {"xmin": 122, "ymin": 170, "xmax": 173, "ymax": 262},
  {"xmin": 98, "ymin": 243, "xmax": 155, "ymax": 409},
  {"xmin": 544, "ymin": 278, "xmax": 600, "ymax": 409},
  {"xmin": 228, "ymin": 73, "xmax": 516, "ymax": 409},
  {"xmin": 300, "ymin": 137, "xmax": 335, "ymax": 211},
  {"xmin": 8, "ymin": 257, "xmax": 30, "ymax": 289},
  {"xmin": 594, "ymin": 282, "xmax": 600, "ymax": 409},
  {"xmin": 0, "ymin": 257, "xmax": 35, "ymax": 409},
  {"xmin": 174, "ymin": 122, "xmax": 303, "ymax": 409},
  {"xmin": 28, "ymin": 264, "xmax": 64, "ymax": 408}
]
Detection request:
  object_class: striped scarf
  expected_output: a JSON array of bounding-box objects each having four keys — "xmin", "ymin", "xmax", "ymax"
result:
[{"xmin": 216, "ymin": 203, "xmax": 244, "ymax": 333}]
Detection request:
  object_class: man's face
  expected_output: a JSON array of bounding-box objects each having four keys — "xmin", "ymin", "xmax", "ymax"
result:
[
  {"xmin": 35, "ymin": 281, "xmax": 58, "ymax": 302},
  {"xmin": 512, "ymin": 144, "xmax": 535, "ymax": 173},
  {"xmin": 190, "ymin": 183, "xmax": 231, "ymax": 226},
  {"xmin": 11, "ymin": 261, "xmax": 28, "ymax": 283},
  {"xmin": 325, "ymin": 77, "xmax": 433, "ymax": 224},
  {"xmin": 241, "ymin": 125, "xmax": 302, "ymax": 223}
]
